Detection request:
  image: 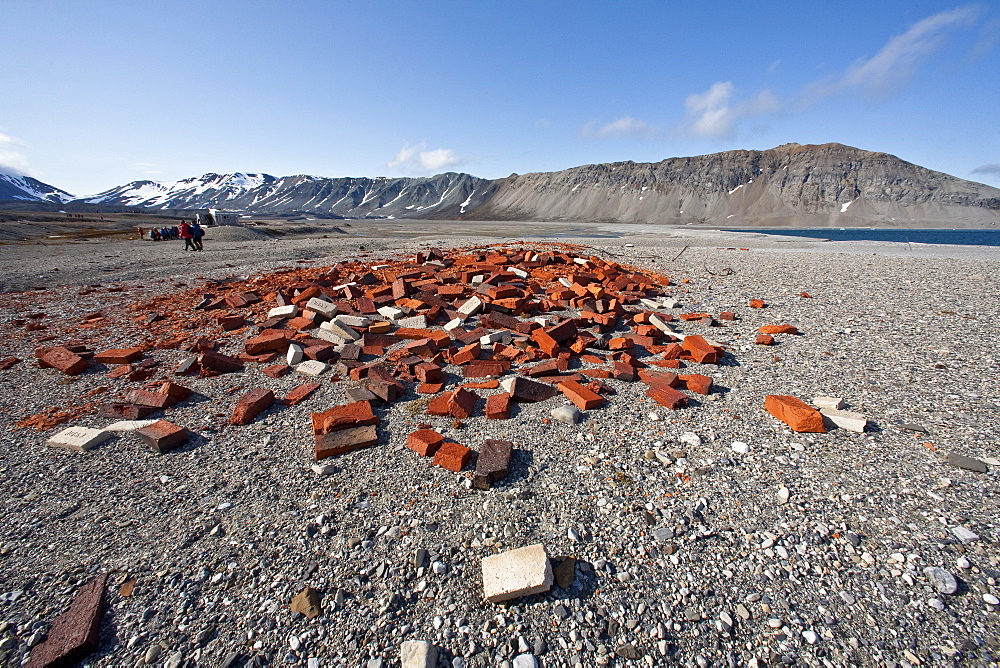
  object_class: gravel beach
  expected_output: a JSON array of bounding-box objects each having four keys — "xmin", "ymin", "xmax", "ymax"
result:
[{"xmin": 0, "ymin": 221, "xmax": 998, "ymax": 667}]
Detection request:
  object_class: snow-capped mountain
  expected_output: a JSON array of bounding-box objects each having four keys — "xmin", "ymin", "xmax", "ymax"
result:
[
  {"xmin": 80, "ymin": 171, "xmax": 498, "ymax": 218},
  {"xmin": 0, "ymin": 173, "xmax": 74, "ymax": 203}
]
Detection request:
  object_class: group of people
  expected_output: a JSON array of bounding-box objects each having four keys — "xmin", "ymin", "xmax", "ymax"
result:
[{"xmin": 137, "ymin": 221, "xmax": 205, "ymax": 250}]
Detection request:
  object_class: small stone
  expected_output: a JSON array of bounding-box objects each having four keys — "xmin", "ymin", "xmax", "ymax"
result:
[
  {"xmin": 950, "ymin": 526, "xmax": 980, "ymax": 543},
  {"xmin": 983, "ymin": 594, "xmax": 1000, "ymax": 606},
  {"xmin": 946, "ymin": 452, "xmax": 988, "ymax": 473},
  {"xmin": 928, "ymin": 597, "xmax": 945, "ymax": 611},
  {"xmin": 310, "ymin": 463, "xmax": 337, "ymax": 476},
  {"xmin": 144, "ymin": 645, "xmax": 162, "ymax": 664},
  {"xmin": 290, "ymin": 587, "xmax": 323, "ymax": 619},
  {"xmin": 512, "ymin": 655, "xmax": 538, "ymax": 668},
  {"xmin": 731, "ymin": 441, "xmax": 750, "ymax": 454},
  {"xmin": 550, "ymin": 405, "xmax": 582, "ymax": 425},
  {"xmin": 553, "ymin": 557, "xmax": 576, "ymax": 589},
  {"xmin": 802, "ymin": 630, "xmax": 819, "ymax": 645},
  {"xmin": 678, "ymin": 432, "xmax": 701, "ymax": 447},
  {"xmin": 400, "ymin": 639, "xmax": 438, "ymax": 668},
  {"xmin": 923, "ymin": 567, "xmax": 958, "ymax": 595},
  {"xmin": 776, "ymin": 487, "xmax": 790, "ymax": 505}
]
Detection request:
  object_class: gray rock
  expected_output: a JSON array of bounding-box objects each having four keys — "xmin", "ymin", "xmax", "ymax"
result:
[
  {"xmin": 946, "ymin": 452, "xmax": 988, "ymax": 473},
  {"xmin": 512, "ymin": 654, "xmax": 538, "ymax": 668},
  {"xmin": 400, "ymin": 640, "xmax": 438, "ymax": 668},
  {"xmin": 923, "ymin": 567, "xmax": 958, "ymax": 595},
  {"xmin": 550, "ymin": 405, "xmax": 582, "ymax": 425}
]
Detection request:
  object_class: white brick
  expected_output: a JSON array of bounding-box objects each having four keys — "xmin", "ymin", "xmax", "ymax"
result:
[
  {"xmin": 305, "ymin": 297, "xmax": 337, "ymax": 319},
  {"xmin": 558, "ymin": 277, "xmax": 573, "ymax": 288},
  {"xmin": 480, "ymin": 330, "xmax": 512, "ymax": 345},
  {"xmin": 813, "ymin": 396, "xmax": 846, "ymax": 410},
  {"xmin": 377, "ymin": 306, "xmax": 406, "ymax": 321},
  {"xmin": 662, "ymin": 298, "xmax": 681, "ymax": 309},
  {"xmin": 104, "ymin": 420, "xmax": 158, "ymax": 432},
  {"xmin": 443, "ymin": 318, "xmax": 464, "ymax": 332},
  {"xmin": 820, "ymin": 408, "xmax": 867, "ymax": 432},
  {"xmin": 319, "ymin": 320, "xmax": 360, "ymax": 341},
  {"xmin": 267, "ymin": 304, "xmax": 298, "ymax": 319},
  {"xmin": 286, "ymin": 344, "xmax": 304, "ymax": 366},
  {"xmin": 648, "ymin": 314, "xmax": 674, "ymax": 334},
  {"xmin": 470, "ymin": 275, "xmax": 485, "ymax": 286},
  {"xmin": 400, "ymin": 640, "xmax": 438, "ymax": 668},
  {"xmin": 639, "ymin": 298, "xmax": 662, "ymax": 310},
  {"xmin": 573, "ymin": 257, "xmax": 590, "ymax": 266},
  {"xmin": 296, "ymin": 360, "xmax": 329, "ymax": 376},
  {"xmin": 507, "ymin": 266, "xmax": 529, "ymax": 279},
  {"xmin": 457, "ymin": 297, "xmax": 484, "ymax": 316},
  {"xmin": 397, "ymin": 314, "xmax": 427, "ymax": 329},
  {"xmin": 47, "ymin": 426, "xmax": 112, "ymax": 452},
  {"xmin": 314, "ymin": 328, "xmax": 347, "ymax": 344},
  {"xmin": 481, "ymin": 543, "xmax": 553, "ymax": 603}
]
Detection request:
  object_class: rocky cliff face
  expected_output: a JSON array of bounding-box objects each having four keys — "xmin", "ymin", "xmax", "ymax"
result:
[
  {"xmin": 466, "ymin": 143, "xmax": 1000, "ymax": 227},
  {"xmin": 81, "ymin": 172, "xmax": 498, "ymax": 219}
]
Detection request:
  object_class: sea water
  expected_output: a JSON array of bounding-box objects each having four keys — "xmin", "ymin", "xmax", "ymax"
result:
[{"xmin": 732, "ymin": 228, "xmax": 1000, "ymax": 248}]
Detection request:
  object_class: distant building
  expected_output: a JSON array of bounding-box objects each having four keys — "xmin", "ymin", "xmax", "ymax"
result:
[{"xmin": 194, "ymin": 208, "xmax": 241, "ymax": 226}]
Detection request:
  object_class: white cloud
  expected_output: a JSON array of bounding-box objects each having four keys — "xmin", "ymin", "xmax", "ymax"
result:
[
  {"xmin": 0, "ymin": 129, "xmax": 32, "ymax": 176},
  {"xmin": 581, "ymin": 116, "xmax": 655, "ymax": 139},
  {"xmin": 682, "ymin": 82, "xmax": 780, "ymax": 138},
  {"xmin": 803, "ymin": 6, "xmax": 980, "ymax": 102},
  {"xmin": 387, "ymin": 142, "xmax": 466, "ymax": 173},
  {"xmin": 972, "ymin": 163, "xmax": 1000, "ymax": 175},
  {"xmin": 132, "ymin": 162, "xmax": 164, "ymax": 176}
]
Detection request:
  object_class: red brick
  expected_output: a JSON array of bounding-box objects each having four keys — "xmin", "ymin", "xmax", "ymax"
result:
[
  {"xmin": 433, "ymin": 441, "xmax": 473, "ymax": 472},
  {"xmin": 415, "ymin": 362, "xmax": 443, "ymax": 383},
  {"xmin": 451, "ymin": 342, "xmax": 481, "ymax": 365},
  {"xmin": 262, "ymin": 364, "xmax": 292, "ymax": 378},
  {"xmin": 230, "ymin": 388, "xmax": 275, "ymax": 425},
  {"xmin": 764, "ymin": 395, "xmax": 826, "ymax": 433},
  {"xmin": 125, "ymin": 388, "xmax": 175, "ymax": 409},
  {"xmin": 417, "ymin": 382, "xmax": 444, "ymax": 394},
  {"xmin": 546, "ymin": 319, "xmax": 578, "ymax": 343},
  {"xmin": 531, "ymin": 328, "xmax": 560, "ymax": 357},
  {"xmin": 245, "ymin": 330, "xmax": 291, "ymax": 355},
  {"xmin": 718, "ymin": 311, "xmax": 736, "ymax": 321},
  {"xmin": 680, "ymin": 335, "xmax": 720, "ymax": 364},
  {"xmin": 448, "ymin": 387, "xmax": 479, "ymax": 418},
  {"xmin": 463, "ymin": 360, "xmax": 509, "ymax": 378},
  {"xmin": 749, "ymin": 299, "xmax": 766, "ymax": 308},
  {"xmin": 135, "ymin": 420, "xmax": 189, "ymax": 453},
  {"xmin": 40, "ymin": 346, "xmax": 90, "ymax": 376},
  {"xmin": 611, "ymin": 361, "xmax": 638, "ymax": 381},
  {"xmin": 407, "ymin": 428, "xmax": 444, "ymax": 456},
  {"xmin": 558, "ymin": 380, "xmax": 606, "ymax": 410},
  {"xmin": 217, "ymin": 315, "xmax": 247, "ymax": 331},
  {"xmin": 0, "ymin": 357, "xmax": 21, "ymax": 370},
  {"xmin": 645, "ymin": 384, "xmax": 688, "ymax": 410},
  {"xmin": 98, "ymin": 403, "xmax": 157, "ymax": 420},
  {"xmin": 755, "ymin": 334, "xmax": 775, "ymax": 346},
  {"xmin": 426, "ymin": 393, "xmax": 452, "ymax": 416},
  {"xmin": 759, "ymin": 324, "xmax": 799, "ymax": 335},
  {"xmin": 314, "ymin": 424, "xmax": 379, "ymax": 459},
  {"xmin": 679, "ymin": 373, "xmax": 712, "ymax": 395},
  {"xmin": 24, "ymin": 574, "xmax": 106, "ymax": 668},
  {"xmin": 311, "ymin": 400, "xmax": 378, "ymax": 435},
  {"xmin": 485, "ymin": 392, "xmax": 512, "ymax": 419},
  {"xmin": 93, "ymin": 347, "xmax": 143, "ymax": 365},
  {"xmin": 281, "ymin": 382, "xmax": 321, "ymax": 406},
  {"xmin": 461, "ymin": 379, "xmax": 499, "ymax": 389}
]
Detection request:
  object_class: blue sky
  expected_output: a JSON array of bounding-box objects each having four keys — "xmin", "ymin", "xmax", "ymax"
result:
[{"xmin": 2, "ymin": 0, "xmax": 998, "ymax": 196}]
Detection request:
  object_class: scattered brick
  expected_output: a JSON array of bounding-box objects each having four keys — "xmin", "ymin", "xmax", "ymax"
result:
[
  {"xmin": 92, "ymin": 347, "xmax": 143, "ymax": 365},
  {"xmin": 501, "ymin": 376, "xmax": 558, "ymax": 403},
  {"xmin": 230, "ymin": 388, "xmax": 275, "ymax": 425},
  {"xmin": 764, "ymin": 395, "xmax": 826, "ymax": 433},
  {"xmin": 473, "ymin": 438, "xmax": 513, "ymax": 489},
  {"xmin": 407, "ymin": 428, "xmax": 444, "ymax": 456},
  {"xmin": 262, "ymin": 364, "xmax": 292, "ymax": 378},
  {"xmin": 759, "ymin": 324, "xmax": 799, "ymax": 335},
  {"xmin": 281, "ymin": 382, "xmax": 321, "ymax": 406},
  {"xmin": 39, "ymin": 346, "xmax": 90, "ymax": 376},
  {"xmin": 645, "ymin": 383, "xmax": 688, "ymax": 410},
  {"xmin": 0, "ymin": 357, "xmax": 22, "ymax": 370},
  {"xmin": 199, "ymin": 350, "xmax": 244, "ymax": 373},
  {"xmin": 135, "ymin": 420, "xmax": 189, "ymax": 453},
  {"xmin": 755, "ymin": 334, "xmax": 775, "ymax": 345},
  {"xmin": 485, "ymin": 392, "xmax": 512, "ymax": 419},
  {"xmin": 433, "ymin": 441, "xmax": 473, "ymax": 472},
  {"xmin": 315, "ymin": 424, "xmax": 379, "ymax": 459},
  {"xmin": 680, "ymin": 335, "xmax": 721, "ymax": 364},
  {"xmin": 481, "ymin": 544, "xmax": 553, "ymax": 603},
  {"xmin": 679, "ymin": 373, "xmax": 712, "ymax": 395},
  {"xmin": 749, "ymin": 299, "xmax": 766, "ymax": 308},
  {"xmin": 557, "ymin": 380, "xmax": 606, "ymax": 410},
  {"xmin": 25, "ymin": 574, "xmax": 106, "ymax": 668}
]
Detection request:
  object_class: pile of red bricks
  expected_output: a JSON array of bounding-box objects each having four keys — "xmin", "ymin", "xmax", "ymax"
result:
[{"xmin": 20, "ymin": 243, "xmax": 757, "ymax": 476}]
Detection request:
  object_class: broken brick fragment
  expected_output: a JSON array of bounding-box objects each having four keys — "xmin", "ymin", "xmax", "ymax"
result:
[
  {"xmin": 433, "ymin": 441, "xmax": 473, "ymax": 472},
  {"xmin": 749, "ymin": 299, "xmax": 766, "ymax": 308},
  {"xmin": 502, "ymin": 376, "xmax": 558, "ymax": 403},
  {"xmin": 557, "ymin": 380, "xmax": 606, "ymax": 411},
  {"xmin": 281, "ymin": 382, "xmax": 321, "ymax": 406},
  {"xmin": 262, "ymin": 364, "xmax": 292, "ymax": 378},
  {"xmin": 407, "ymin": 428, "xmax": 445, "ymax": 456},
  {"xmin": 314, "ymin": 424, "xmax": 379, "ymax": 459},
  {"xmin": 758, "ymin": 324, "xmax": 799, "ymax": 335},
  {"xmin": 764, "ymin": 395, "xmax": 826, "ymax": 433},
  {"xmin": 485, "ymin": 392, "xmax": 512, "ymax": 419},
  {"xmin": 24, "ymin": 573, "xmax": 106, "ymax": 668},
  {"xmin": 40, "ymin": 346, "xmax": 90, "ymax": 376},
  {"xmin": 755, "ymin": 334, "xmax": 775, "ymax": 346},
  {"xmin": 93, "ymin": 347, "xmax": 143, "ymax": 365},
  {"xmin": 135, "ymin": 420, "xmax": 189, "ymax": 453},
  {"xmin": 311, "ymin": 400, "xmax": 378, "ymax": 435},
  {"xmin": 645, "ymin": 383, "xmax": 688, "ymax": 410},
  {"xmin": 448, "ymin": 387, "xmax": 479, "ymax": 418},
  {"xmin": 230, "ymin": 388, "xmax": 275, "ymax": 425},
  {"xmin": 679, "ymin": 373, "xmax": 712, "ymax": 395},
  {"xmin": 199, "ymin": 350, "xmax": 244, "ymax": 373},
  {"xmin": 473, "ymin": 438, "xmax": 513, "ymax": 489},
  {"xmin": 680, "ymin": 335, "xmax": 720, "ymax": 364}
]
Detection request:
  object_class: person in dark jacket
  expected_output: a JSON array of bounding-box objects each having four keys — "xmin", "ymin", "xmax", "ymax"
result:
[
  {"xmin": 192, "ymin": 222, "xmax": 204, "ymax": 251},
  {"xmin": 179, "ymin": 221, "xmax": 196, "ymax": 251}
]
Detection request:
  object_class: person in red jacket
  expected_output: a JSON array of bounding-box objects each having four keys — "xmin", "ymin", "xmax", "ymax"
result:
[{"xmin": 179, "ymin": 221, "xmax": 196, "ymax": 251}]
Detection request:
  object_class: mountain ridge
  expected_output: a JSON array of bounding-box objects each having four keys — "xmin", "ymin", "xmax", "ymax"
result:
[{"xmin": 3, "ymin": 143, "xmax": 999, "ymax": 227}]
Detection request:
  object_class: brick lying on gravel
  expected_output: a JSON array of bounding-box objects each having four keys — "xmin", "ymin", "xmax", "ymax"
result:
[
  {"xmin": 134, "ymin": 420, "xmax": 189, "ymax": 454},
  {"xmin": 25, "ymin": 574, "xmax": 106, "ymax": 668},
  {"xmin": 473, "ymin": 438, "xmax": 513, "ymax": 489},
  {"xmin": 433, "ymin": 441, "xmax": 473, "ymax": 472},
  {"xmin": 764, "ymin": 395, "xmax": 826, "ymax": 433},
  {"xmin": 46, "ymin": 426, "xmax": 112, "ymax": 452},
  {"xmin": 481, "ymin": 543, "xmax": 553, "ymax": 603},
  {"xmin": 230, "ymin": 388, "xmax": 275, "ymax": 425}
]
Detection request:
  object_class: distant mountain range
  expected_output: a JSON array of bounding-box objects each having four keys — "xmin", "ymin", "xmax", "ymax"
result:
[
  {"xmin": 3, "ymin": 143, "xmax": 998, "ymax": 227},
  {"xmin": 0, "ymin": 173, "xmax": 74, "ymax": 204}
]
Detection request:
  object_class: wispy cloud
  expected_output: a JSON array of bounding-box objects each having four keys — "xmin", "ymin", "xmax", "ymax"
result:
[
  {"xmin": 972, "ymin": 163, "xmax": 1000, "ymax": 175},
  {"xmin": 0, "ymin": 128, "xmax": 32, "ymax": 176},
  {"xmin": 681, "ymin": 82, "xmax": 780, "ymax": 138},
  {"xmin": 802, "ymin": 5, "xmax": 980, "ymax": 102},
  {"xmin": 580, "ymin": 116, "xmax": 656, "ymax": 139},
  {"xmin": 387, "ymin": 142, "xmax": 466, "ymax": 173},
  {"xmin": 132, "ymin": 162, "xmax": 164, "ymax": 176}
]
